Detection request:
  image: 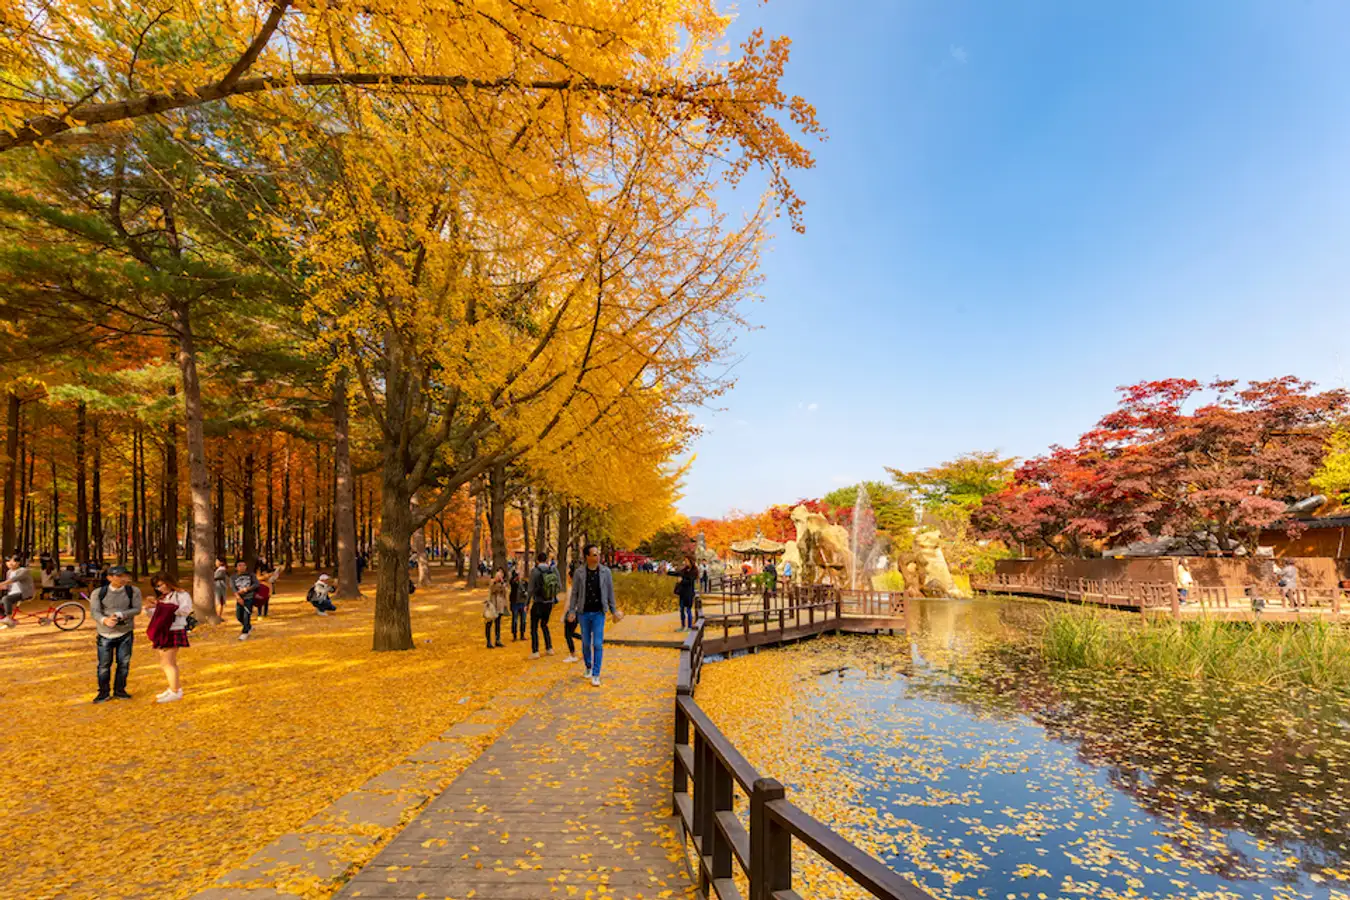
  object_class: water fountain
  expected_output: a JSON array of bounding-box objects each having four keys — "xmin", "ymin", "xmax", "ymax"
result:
[{"xmin": 848, "ymin": 484, "xmax": 883, "ymax": 590}]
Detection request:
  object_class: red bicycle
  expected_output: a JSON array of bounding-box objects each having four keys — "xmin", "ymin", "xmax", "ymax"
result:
[{"xmin": 3, "ymin": 594, "xmax": 87, "ymax": 630}]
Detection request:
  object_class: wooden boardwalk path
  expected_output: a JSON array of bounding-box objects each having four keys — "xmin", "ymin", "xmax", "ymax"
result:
[{"xmin": 336, "ymin": 647, "xmax": 692, "ymax": 900}]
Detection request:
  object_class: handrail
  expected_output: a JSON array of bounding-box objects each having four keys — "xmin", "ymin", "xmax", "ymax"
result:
[
  {"xmin": 970, "ymin": 572, "xmax": 1346, "ymax": 618},
  {"xmin": 674, "ymin": 617, "xmax": 934, "ymax": 900}
]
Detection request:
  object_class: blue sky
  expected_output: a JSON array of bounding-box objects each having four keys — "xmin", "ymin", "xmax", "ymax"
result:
[{"xmin": 679, "ymin": 0, "xmax": 1350, "ymax": 518}]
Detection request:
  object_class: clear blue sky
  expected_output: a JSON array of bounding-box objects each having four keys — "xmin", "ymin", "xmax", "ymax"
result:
[{"xmin": 680, "ymin": 0, "xmax": 1350, "ymax": 519}]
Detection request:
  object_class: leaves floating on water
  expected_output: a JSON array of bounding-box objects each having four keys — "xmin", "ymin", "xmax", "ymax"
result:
[{"xmin": 698, "ymin": 599, "xmax": 1350, "ymax": 900}]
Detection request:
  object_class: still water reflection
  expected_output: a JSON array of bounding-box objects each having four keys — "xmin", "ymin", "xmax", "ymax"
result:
[{"xmin": 697, "ymin": 598, "xmax": 1350, "ymax": 900}]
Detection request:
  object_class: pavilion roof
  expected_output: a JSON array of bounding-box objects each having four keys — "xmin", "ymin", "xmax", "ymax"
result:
[{"xmin": 730, "ymin": 533, "xmax": 785, "ymax": 556}]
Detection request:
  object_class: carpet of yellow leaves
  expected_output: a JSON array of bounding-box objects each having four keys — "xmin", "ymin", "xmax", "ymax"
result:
[{"xmin": 0, "ymin": 571, "xmax": 569, "ymax": 900}]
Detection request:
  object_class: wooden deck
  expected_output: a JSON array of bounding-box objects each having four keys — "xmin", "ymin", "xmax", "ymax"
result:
[
  {"xmin": 699, "ymin": 586, "xmax": 907, "ymax": 655},
  {"xmin": 334, "ymin": 648, "xmax": 691, "ymax": 900},
  {"xmin": 972, "ymin": 573, "xmax": 1350, "ymax": 622}
]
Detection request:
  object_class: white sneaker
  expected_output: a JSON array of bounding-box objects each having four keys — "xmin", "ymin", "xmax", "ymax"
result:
[
  {"xmin": 317, "ymin": 610, "xmax": 328, "ymax": 616},
  {"xmin": 591, "ymin": 676, "xmax": 601, "ymax": 687},
  {"xmin": 546, "ymin": 648, "xmax": 554, "ymax": 656},
  {"xmin": 528, "ymin": 652, "xmax": 540, "ymax": 660},
  {"xmin": 564, "ymin": 655, "xmax": 578, "ymax": 663},
  {"xmin": 583, "ymin": 669, "xmax": 592, "ymax": 678},
  {"xmin": 238, "ymin": 632, "xmax": 251, "ymax": 641},
  {"xmin": 156, "ymin": 688, "xmax": 174, "ymax": 700},
  {"xmin": 157, "ymin": 690, "xmax": 183, "ymax": 703}
]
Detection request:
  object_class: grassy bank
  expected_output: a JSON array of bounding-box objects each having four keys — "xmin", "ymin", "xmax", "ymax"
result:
[
  {"xmin": 612, "ymin": 570, "xmax": 680, "ymax": 615},
  {"xmin": 1042, "ymin": 608, "xmax": 1350, "ymax": 690}
]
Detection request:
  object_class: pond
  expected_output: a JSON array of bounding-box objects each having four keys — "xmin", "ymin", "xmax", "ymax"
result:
[{"xmin": 695, "ymin": 598, "xmax": 1350, "ymax": 900}]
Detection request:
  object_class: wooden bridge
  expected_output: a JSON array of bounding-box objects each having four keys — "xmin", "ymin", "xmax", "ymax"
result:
[
  {"xmin": 971, "ymin": 572, "xmax": 1350, "ymax": 622},
  {"xmin": 699, "ymin": 583, "xmax": 908, "ymax": 655}
]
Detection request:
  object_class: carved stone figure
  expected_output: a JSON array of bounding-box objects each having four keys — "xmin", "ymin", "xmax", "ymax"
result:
[
  {"xmin": 914, "ymin": 529, "xmax": 966, "ymax": 597},
  {"xmin": 783, "ymin": 504, "xmax": 853, "ymax": 585}
]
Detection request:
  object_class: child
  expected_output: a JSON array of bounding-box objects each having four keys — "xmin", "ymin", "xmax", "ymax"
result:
[{"xmin": 307, "ymin": 573, "xmax": 337, "ymax": 615}]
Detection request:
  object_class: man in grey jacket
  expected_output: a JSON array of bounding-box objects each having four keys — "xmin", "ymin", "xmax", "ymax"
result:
[
  {"xmin": 566, "ymin": 544, "xmax": 623, "ymax": 687},
  {"xmin": 89, "ymin": 565, "xmax": 142, "ymax": 702}
]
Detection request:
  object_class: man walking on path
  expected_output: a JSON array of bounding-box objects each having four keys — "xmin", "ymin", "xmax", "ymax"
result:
[
  {"xmin": 0, "ymin": 554, "xmax": 35, "ymax": 628},
  {"xmin": 527, "ymin": 551, "xmax": 560, "ymax": 659},
  {"xmin": 232, "ymin": 560, "xmax": 260, "ymax": 641},
  {"xmin": 89, "ymin": 566, "xmax": 141, "ymax": 702},
  {"xmin": 567, "ymin": 544, "xmax": 623, "ymax": 687}
]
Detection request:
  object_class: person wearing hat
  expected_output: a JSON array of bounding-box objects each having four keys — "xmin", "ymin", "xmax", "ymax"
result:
[
  {"xmin": 306, "ymin": 573, "xmax": 337, "ymax": 615},
  {"xmin": 88, "ymin": 565, "xmax": 142, "ymax": 702}
]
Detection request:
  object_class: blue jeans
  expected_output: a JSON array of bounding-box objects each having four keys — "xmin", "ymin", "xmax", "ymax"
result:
[
  {"xmin": 679, "ymin": 597, "xmax": 695, "ymax": 629},
  {"xmin": 96, "ymin": 632, "xmax": 134, "ymax": 695},
  {"xmin": 579, "ymin": 611, "xmax": 606, "ymax": 677}
]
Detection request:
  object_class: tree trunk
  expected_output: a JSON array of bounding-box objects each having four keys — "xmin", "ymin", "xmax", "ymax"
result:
[
  {"xmin": 213, "ymin": 444, "xmax": 226, "ymax": 559},
  {"xmin": 467, "ymin": 478, "xmax": 483, "ymax": 588},
  {"xmin": 75, "ymin": 401, "xmax": 88, "ymax": 563},
  {"xmin": 131, "ymin": 428, "xmax": 142, "ymax": 577},
  {"xmin": 557, "ymin": 503, "xmax": 571, "ymax": 591},
  {"xmin": 92, "ymin": 418, "xmax": 103, "ymax": 564},
  {"xmin": 173, "ymin": 301, "xmax": 219, "ymax": 618},
  {"xmin": 2, "ymin": 391, "xmax": 18, "ymax": 554},
  {"xmin": 373, "ymin": 444, "xmax": 415, "ymax": 651},
  {"xmin": 535, "ymin": 492, "xmax": 549, "ymax": 560},
  {"xmin": 488, "ymin": 462, "xmax": 508, "ymax": 578},
  {"xmin": 49, "ymin": 455, "xmax": 59, "ymax": 565},
  {"xmin": 17, "ymin": 417, "xmax": 29, "ymax": 557},
  {"xmin": 520, "ymin": 497, "xmax": 532, "ymax": 563},
  {"xmin": 281, "ymin": 441, "xmax": 292, "ymax": 573},
  {"xmin": 333, "ymin": 368, "xmax": 361, "ymax": 599},
  {"xmin": 266, "ymin": 441, "xmax": 275, "ymax": 563},
  {"xmin": 163, "ymin": 388, "xmax": 179, "ymax": 579},
  {"xmin": 242, "ymin": 450, "xmax": 256, "ymax": 566}
]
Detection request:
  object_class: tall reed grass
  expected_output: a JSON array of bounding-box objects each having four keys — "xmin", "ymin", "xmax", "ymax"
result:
[{"xmin": 1041, "ymin": 609, "xmax": 1350, "ymax": 691}]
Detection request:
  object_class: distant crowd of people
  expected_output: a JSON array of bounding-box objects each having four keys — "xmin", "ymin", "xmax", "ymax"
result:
[{"xmin": 2, "ymin": 542, "xmax": 641, "ymax": 702}]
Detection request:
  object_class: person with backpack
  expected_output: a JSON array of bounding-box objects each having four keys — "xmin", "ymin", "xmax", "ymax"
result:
[
  {"xmin": 527, "ymin": 551, "xmax": 561, "ymax": 659},
  {"xmin": 231, "ymin": 560, "xmax": 260, "ymax": 640},
  {"xmin": 485, "ymin": 569, "xmax": 507, "ymax": 648},
  {"xmin": 306, "ymin": 573, "xmax": 338, "ymax": 615},
  {"xmin": 566, "ymin": 543, "xmax": 623, "ymax": 687},
  {"xmin": 252, "ymin": 563, "xmax": 276, "ymax": 617},
  {"xmin": 508, "ymin": 568, "xmax": 527, "ymax": 641},
  {"xmin": 147, "ymin": 573, "xmax": 193, "ymax": 703},
  {"xmin": 0, "ymin": 554, "xmax": 35, "ymax": 627},
  {"xmin": 89, "ymin": 565, "xmax": 141, "ymax": 702}
]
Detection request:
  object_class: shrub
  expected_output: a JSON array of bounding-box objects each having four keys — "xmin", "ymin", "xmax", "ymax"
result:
[{"xmin": 612, "ymin": 571, "xmax": 680, "ymax": 616}]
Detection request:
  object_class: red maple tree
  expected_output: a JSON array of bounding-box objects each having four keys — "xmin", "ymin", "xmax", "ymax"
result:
[{"xmin": 975, "ymin": 377, "xmax": 1347, "ymax": 556}]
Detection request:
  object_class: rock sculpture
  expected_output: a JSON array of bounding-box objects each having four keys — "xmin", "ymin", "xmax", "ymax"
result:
[
  {"xmin": 783, "ymin": 504, "xmax": 853, "ymax": 585},
  {"xmin": 913, "ymin": 529, "xmax": 966, "ymax": 598}
]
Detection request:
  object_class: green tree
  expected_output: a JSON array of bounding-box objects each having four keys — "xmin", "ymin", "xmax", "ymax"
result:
[
  {"xmin": 888, "ymin": 451, "xmax": 1015, "ymax": 514},
  {"xmin": 821, "ymin": 481, "xmax": 916, "ymax": 550}
]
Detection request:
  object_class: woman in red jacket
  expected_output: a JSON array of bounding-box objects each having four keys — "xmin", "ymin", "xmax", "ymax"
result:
[{"xmin": 147, "ymin": 573, "xmax": 193, "ymax": 703}]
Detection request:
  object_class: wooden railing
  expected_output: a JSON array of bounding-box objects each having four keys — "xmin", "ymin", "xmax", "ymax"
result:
[
  {"xmin": 674, "ymin": 620, "xmax": 932, "ymax": 900},
  {"xmin": 971, "ymin": 572, "xmax": 1347, "ymax": 616},
  {"xmin": 698, "ymin": 585, "xmax": 907, "ymax": 655}
]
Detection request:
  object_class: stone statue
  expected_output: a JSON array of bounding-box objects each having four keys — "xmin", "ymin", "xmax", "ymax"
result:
[
  {"xmin": 782, "ymin": 504, "xmax": 853, "ymax": 585},
  {"xmin": 913, "ymin": 529, "xmax": 966, "ymax": 598}
]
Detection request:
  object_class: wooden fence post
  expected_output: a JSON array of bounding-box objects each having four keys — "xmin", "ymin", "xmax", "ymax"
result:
[{"xmin": 750, "ymin": 777, "xmax": 788, "ymax": 900}]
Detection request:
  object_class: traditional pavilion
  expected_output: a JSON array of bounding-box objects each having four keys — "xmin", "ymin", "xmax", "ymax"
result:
[{"xmin": 730, "ymin": 531, "xmax": 786, "ymax": 572}]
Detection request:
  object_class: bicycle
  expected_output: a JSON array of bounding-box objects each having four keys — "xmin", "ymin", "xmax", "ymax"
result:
[{"xmin": 2, "ymin": 593, "xmax": 88, "ymax": 630}]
